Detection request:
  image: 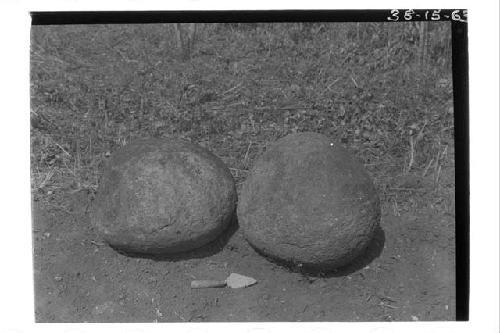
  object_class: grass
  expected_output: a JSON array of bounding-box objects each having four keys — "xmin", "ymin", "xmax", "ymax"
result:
[{"xmin": 30, "ymin": 22, "xmax": 455, "ymax": 214}]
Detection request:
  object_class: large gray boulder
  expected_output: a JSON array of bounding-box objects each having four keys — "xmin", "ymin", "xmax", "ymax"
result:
[
  {"xmin": 237, "ymin": 132, "xmax": 380, "ymax": 270},
  {"xmin": 91, "ymin": 138, "xmax": 237, "ymax": 255}
]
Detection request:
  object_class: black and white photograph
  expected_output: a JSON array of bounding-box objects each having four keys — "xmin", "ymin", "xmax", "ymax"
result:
[{"xmin": 29, "ymin": 11, "xmax": 467, "ymax": 323}]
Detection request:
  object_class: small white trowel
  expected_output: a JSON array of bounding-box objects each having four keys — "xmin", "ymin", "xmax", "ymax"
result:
[{"xmin": 191, "ymin": 273, "xmax": 257, "ymax": 289}]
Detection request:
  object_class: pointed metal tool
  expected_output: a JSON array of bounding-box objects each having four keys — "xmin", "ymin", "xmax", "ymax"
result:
[{"xmin": 191, "ymin": 273, "xmax": 257, "ymax": 289}]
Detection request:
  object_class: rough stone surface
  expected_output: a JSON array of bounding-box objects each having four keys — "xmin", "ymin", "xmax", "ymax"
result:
[
  {"xmin": 91, "ymin": 138, "xmax": 237, "ymax": 254},
  {"xmin": 237, "ymin": 132, "xmax": 380, "ymax": 270}
]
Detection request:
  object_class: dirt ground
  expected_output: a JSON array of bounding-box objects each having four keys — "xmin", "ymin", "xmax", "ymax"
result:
[{"xmin": 32, "ymin": 162, "xmax": 455, "ymax": 322}]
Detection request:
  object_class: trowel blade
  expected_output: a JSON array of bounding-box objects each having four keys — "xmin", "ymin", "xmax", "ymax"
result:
[{"xmin": 225, "ymin": 273, "xmax": 257, "ymax": 289}]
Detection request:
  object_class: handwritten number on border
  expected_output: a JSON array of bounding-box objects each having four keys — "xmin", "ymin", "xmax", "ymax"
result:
[
  {"xmin": 387, "ymin": 9, "xmax": 467, "ymax": 22},
  {"xmin": 404, "ymin": 10, "xmax": 415, "ymax": 21},
  {"xmin": 387, "ymin": 9, "xmax": 399, "ymax": 21}
]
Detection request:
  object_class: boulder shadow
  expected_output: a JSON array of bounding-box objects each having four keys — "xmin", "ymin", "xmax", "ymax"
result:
[
  {"xmin": 109, "ymin": 214, "xmax": 239, "ymax": 262},
  {"xmin": 249, "ymin": 225, "xmax": 386, "ymax": 278}
]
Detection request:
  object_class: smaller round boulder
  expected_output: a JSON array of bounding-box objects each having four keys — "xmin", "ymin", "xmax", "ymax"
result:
[
  {"xmin": 237, "ymin": 132, "xmax": 380, "ymax": 271},
  {"xmin": 91, "ymin": 138, "xmax": 237, "ymax": 255}
]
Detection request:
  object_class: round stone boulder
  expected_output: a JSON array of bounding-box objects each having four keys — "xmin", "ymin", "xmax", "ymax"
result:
[
  {"xmin": 91, "ymin": 138, "xmax": 237, "ymax": 255},
  {"xmin": 237, "ymin": 132, "xmax": 380, "ymax": 270}
]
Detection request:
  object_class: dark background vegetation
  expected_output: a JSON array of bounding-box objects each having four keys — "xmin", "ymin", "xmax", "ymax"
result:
[{"xmin": 30, "ymin": 22, "xmax": 454, "ymax": 220}]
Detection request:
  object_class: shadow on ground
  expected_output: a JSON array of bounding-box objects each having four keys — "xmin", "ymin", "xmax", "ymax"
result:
[{"xmin": 108, "ymin": 212, "xmax": 385, "ymax": 277}]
